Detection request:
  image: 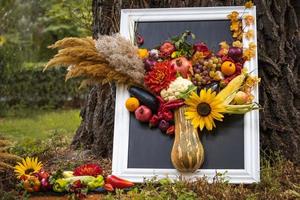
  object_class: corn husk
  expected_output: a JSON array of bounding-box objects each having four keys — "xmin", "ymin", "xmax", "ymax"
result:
[
  {"xmin": 217, "ymin": 73, "xmax": 246, "ymax": 105},
  {"xmin": 225, "ymin": 103, "xmax": 260, "ymax": 114},
  {"xmin": 216, "ymin": 73, "xmax": 260, "ymax": 114}
]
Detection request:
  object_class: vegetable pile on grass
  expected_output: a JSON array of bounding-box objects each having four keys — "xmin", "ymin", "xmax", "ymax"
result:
[{"xmin": 14, "ymin": 157, "xmax": 134, "ymax": 199}]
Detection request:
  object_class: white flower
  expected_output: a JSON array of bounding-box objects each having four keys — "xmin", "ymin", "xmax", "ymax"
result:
[{"xmin": 149, "ymin": 49, "xmax": 159, "ymax": 59}]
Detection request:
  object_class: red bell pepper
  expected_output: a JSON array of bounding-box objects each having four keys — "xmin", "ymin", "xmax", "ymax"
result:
[
  {"xmin": 166, "ymin": 125, "xmax": 175, "ymax": 135},
  {"xmin": 23, "ymin": 176, "xmax": 41, "ymax": 193},
  {"xmin": 149, "ymin": 114, "xmax": 160, "ymax": 127},
  {"xmin": 106, "ymin": 175, "xmax": 134, "ymax": 189},
  {"xmin": 104, "ymin": 183, "xmax": 114, "ymax": 192}
]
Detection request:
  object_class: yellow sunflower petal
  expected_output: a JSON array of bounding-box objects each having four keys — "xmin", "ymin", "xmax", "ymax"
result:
[
  {"xmin": 191, "ymin": 117, "xmax": 200, "ymax": 129},
  {"xmin": 204, "ymin": 117, "xmax": 213, "ymax": 131},
  {"xmin": 185, "ymin": 111, "xmax": 199, "ymax": 119},
  {"xmin": 209, "ymin": 115, "xmax": 216, "ymax": 128},
  {"xmin": 199, "ymin": 89, "xmax": 206, "ymax": 102},
  {"xmin": 14, "ymin": 165, "xmax": 24, "ymax": 171},
  {"xmin": 199, "ymin": 117, "xmax": 205, "ymax": 130},
  {"xmin": 22, "ymin": 158, "xmax": 28, "ymax": 169},
  {"xmin": 185, "ymin": 99, "xmax": 198, "ymax": 107},
  {"xmin": 211, "ymin": 111, "xmax": 224, "ymax": 121},
  {"xmin": 186, "ymin": 107, "xmax": 197, "ymax": 112}
]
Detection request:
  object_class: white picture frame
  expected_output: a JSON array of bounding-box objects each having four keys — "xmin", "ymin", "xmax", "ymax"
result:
[{"xmin": 112, "ymin": 6, "xmax": 259, "ymax": 184}]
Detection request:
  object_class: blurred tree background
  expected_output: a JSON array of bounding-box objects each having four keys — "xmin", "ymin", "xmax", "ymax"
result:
[{"xmin": 0, "ymin": 0, "xmax": 92, "ymax": 114}]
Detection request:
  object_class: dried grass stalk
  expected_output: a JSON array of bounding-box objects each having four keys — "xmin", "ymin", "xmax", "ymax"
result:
[{"xmin": 0, "ymin": 139, "xmax": 21, "ymax": 171}]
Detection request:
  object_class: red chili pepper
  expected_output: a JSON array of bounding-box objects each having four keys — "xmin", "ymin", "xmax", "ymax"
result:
[
  {"xmin": 164, "ymin": 99, "xmax": 183, "ymax": 106},
  {"xmin": 166, "ymin": 125, "xmax": 175, "ymax": 135},
  {"xmin": 164, "ymin": 101, "xmax": 185, "ymax": 110},
  {"xmin": 106, "ymin": 175, "xmax": 134, "ymax": 189},
  {"xmin": 156, "ymin": 96, "xmax": 165, "ymax": 104},
  {"xmin": 157, "ymin": 111, "xmax": 164, "ymax": 119},
  {"xmin": 104, "ymin": 183, "xmax": 114, "ymax": 192}
]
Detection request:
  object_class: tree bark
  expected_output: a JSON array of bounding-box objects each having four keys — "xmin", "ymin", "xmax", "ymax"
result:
[{"xmin": 72, "ymin": 0, "xmax": 300, "ymax": 164}]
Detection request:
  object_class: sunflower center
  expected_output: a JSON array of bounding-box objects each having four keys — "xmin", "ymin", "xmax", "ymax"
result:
[
  {"xmin": 197, "ymin": 103, "xmax": 211, "ymax": 116},
  {"xmin": 25, "ymin": 168, "xmax": 35, "ymax": 175}
]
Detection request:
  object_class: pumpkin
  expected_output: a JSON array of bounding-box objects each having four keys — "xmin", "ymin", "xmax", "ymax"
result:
[{"xmin": 171, "ymin": 106, "xmax": 204, "ymax": 172}]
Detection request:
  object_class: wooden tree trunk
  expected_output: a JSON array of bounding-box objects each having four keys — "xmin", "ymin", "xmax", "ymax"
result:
[{"xmin": 72, "ymin": 0, "xmax": 300, "ymax": 164}]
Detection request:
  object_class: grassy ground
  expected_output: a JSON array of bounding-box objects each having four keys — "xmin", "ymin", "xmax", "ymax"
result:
[{"xmin": 0, "ymin": 109, "xmax": 81, "ymax": 141}]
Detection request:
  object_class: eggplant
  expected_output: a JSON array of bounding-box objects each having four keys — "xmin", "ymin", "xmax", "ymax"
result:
[{"xmin": 128, "ymin": 86, "xmax": 159, "ymax": 112}]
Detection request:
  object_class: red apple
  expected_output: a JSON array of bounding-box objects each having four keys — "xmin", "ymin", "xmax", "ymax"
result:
[
  {"xmin": 135, "ymin": 105, "xmax": 152, "ymax": 122},
  {"xmin": 170, "ymin": 57, "xmax": 192, "ymax": 78}
]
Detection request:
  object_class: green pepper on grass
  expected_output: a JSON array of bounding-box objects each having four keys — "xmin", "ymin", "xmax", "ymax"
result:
[
  {"xmin": 87, "ymin": 175, "xmax": 105, "ymax": 190},
  {"xmin": 53, "ymin": 179, "xmax": 68, "ymax": 192}
]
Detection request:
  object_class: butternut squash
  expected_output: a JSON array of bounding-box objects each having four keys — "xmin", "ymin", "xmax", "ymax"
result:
[{"xmin": 171, "ymin": 106, "xmax": 204, "ymax": 172}]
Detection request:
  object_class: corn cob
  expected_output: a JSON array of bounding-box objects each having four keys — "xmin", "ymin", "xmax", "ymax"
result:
[{"xmin": 217, "ymin": 73, "xmax": 246, "ymax": 105}]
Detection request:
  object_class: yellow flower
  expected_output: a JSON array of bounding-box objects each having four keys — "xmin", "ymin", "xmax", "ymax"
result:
[
  {"xmin": 0, "ymin": 35, "xmax": 6, "ymax": 46},
  {"xmin": 14, "ymin": 157, "xmax": 43, "ymax": 179},
  {"xmin": 245, "ymin": 29, "xmax": 254, "ymax": 40},
  {"xmin": 243, "ymin": 48, "xmax": 256, "ymax": 60},
  {"xmin": 232, "ymin": 30, "xmax": 243, "ymax": 40},
  {"xmin": 227, "ymin": 11, "xmax": 239, "ymax": 21},
  {"xmin": 185, "ymin": 89, "xmax": 226, "ymax": 131},
  {"xmin": 230, "ymin": 21, "xmax": 241, "ymax": 31},
  {"xmin": 245, "ymin": 75, "xmax": 261, "ymax": 88},
  {"xmin": 192, "ymin": 51, "xmax": 206, "ymax": 64},
  {"xmin": 137, "ymin": 48, "xmax": 149, "ymax": 59},
  {"xmin": 249, "ymin": 42, "xmax": 256, "ymax": 50},
  {"xmin": 244, "ymin": 15, "xmax": 254, "ymax": 26},
  {"xmin": 219, "ymin": 41, "xmax": 229, "ymax": 49},
  {"xmin": 232, "ymin": 41, "xmax": 243, "ymax": 48},
  {"xmin": 245, "ymin": 1, "xmax": 254, "ymax": 9}
]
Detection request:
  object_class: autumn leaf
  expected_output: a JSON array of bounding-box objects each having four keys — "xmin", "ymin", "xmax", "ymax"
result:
[
  {"xmin": 244, "ymin": 15, "xmax": 254, "ymax": 26},
  {"xmin": 232, "ymin": 41, "xmax": 243, "ymax": 48},
  {"xmin": 227, "ymin": 11, "xmax": 239, "ymax": 21},
  {"xmin": 245, "ymin": 29, "xmax": 254, "ymax": 40},
  {"xmin": 245, "ymin": 1, "xmax": 254, "ymax": 9}
]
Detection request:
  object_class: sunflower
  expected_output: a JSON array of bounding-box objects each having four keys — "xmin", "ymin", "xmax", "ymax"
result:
[
  {"xmin": 184, "ymin": 89, "xmax": 226, "ymax": 131},
  {"xmin": 14, "ymin": 157, "xmax": 43, "ymax": 178}
]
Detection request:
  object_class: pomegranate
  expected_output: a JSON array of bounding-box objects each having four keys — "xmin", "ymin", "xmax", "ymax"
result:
[{"xmin": 170, "ymin": 57, "xmax": 192, "ymax": 78}]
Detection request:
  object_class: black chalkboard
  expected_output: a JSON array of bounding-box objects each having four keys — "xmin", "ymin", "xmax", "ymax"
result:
[{"xmin": 128, "ymin": 20, "xmax": 244, "ymax": 169}]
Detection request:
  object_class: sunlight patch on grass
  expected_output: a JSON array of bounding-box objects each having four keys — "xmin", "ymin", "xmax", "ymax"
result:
[{"xmin": 0, "ymin": 109, "xmax": 81, "ymax": 141}]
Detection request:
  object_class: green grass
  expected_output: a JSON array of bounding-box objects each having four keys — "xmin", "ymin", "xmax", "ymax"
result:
[{"xmin": 0, "ymin": 109, "xmax": 81, "ymax": 141}]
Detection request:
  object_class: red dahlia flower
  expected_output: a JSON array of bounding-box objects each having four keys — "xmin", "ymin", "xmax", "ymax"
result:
[
  {"xmin": 159, "ymin": 42, "xmax": 176, "ymax": 57},
  {"xmin": 73, "ymin": 164, "xmax": 102, "ymax": 177},
  {"xmin": 144, "ymin": 61, "xmax": 176, "ymax": 94}
]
